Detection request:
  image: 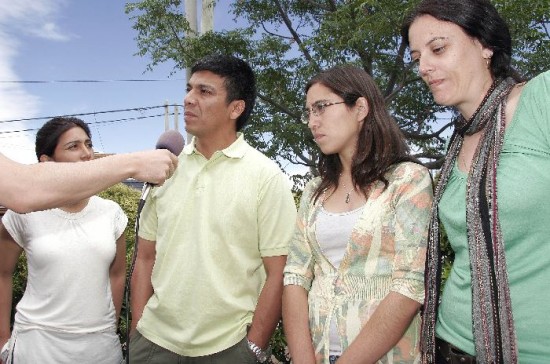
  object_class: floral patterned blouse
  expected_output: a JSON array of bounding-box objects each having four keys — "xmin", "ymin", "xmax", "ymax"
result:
[{"xmin": 283, "ymin": 162, "xmax": 433, "ymax": 363}]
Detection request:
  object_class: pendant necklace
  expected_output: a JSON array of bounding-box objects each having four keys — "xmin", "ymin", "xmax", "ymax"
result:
[{"xmin": 340, "ymin": 178, "xmax": 354, "ymax": 204}]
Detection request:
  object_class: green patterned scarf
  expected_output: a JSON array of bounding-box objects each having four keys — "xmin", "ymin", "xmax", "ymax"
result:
[{"xmin": 421, "ymin": 77, "xmax": 518, "ymax": 364}]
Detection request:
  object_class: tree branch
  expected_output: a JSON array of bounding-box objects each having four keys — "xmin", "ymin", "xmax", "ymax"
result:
[
  {"xmin": 261, "ymin": 22, "xmax": 293, "ymax": 40},
  {"xmin": 273, "ymin": 0, "xmax": 320, "ymax": 72},
  {"xmin": 258, "ymin": 92, "xmax": 301, "ymax": 122},
  {"xmin": 384, "ymin": 39, "xmax": 407, "ymax": 98},
  {"xmin": 402, "ymin": 121, "xmax": 453, "ymax": 142},
  {"xmin": 302, "ymin": 0, "xmax": 336, "ymax": 12},
  {"xmin": 166, "ymin": 17, "xmax": 189, "ymax": 63},
  {"xmin": 413, "ymin": 154, "xmax": 445, "ymax": 169}
]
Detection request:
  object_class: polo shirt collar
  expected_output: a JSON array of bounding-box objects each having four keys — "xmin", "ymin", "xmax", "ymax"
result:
[{"xmin": 182, "ymin": 132, "xmax": 246, "ymax": 159}]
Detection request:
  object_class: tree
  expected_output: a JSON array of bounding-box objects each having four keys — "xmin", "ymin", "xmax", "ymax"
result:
[{"xmin": 125, "ymin": 0, "xmax": 549, "ymax": 187}]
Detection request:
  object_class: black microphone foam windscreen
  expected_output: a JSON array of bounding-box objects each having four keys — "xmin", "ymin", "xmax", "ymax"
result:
[{"xmin": 155, "ymin": 129, "xmax": 185, "ymax": 156}]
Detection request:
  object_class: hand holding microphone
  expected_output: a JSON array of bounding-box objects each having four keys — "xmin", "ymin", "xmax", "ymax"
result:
[
  {"xmin": 140, "ymin": 130, "xmax": 185, "ymax": 202},
  {"xmin": 130, "ymin": 150, "xmax": 178, "ymax": 186}
]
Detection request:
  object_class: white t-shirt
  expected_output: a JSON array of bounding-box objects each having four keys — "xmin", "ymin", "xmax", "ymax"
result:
[{"xmin": 3, "ymin": 196, "xmax": 127, "ymax": 333}]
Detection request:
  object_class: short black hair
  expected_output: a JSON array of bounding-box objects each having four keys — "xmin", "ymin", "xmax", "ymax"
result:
[
  {"xmin": 35, "ymin": 117, "xmax": 91, "ymax": 160},
  {"xmin": 191, "ymin": 54, "xmax": 257, "ymax": 131}
]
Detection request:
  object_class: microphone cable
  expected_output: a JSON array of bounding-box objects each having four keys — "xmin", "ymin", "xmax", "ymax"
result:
[{"xmin": 123, "ymin": 190, "xmax": 148, "ymax": 364}]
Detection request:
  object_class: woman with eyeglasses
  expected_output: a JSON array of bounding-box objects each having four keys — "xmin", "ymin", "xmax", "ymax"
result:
[
  {"xmin": 282, "ymin": 65, "xmax": 433, "ymax": 364},
  {"xmin": 0, "ymin": 117, "xmax": 127, "ymax": 364}
]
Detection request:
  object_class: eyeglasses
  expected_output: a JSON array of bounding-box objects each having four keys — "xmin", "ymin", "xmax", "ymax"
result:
[{"xmin": 301, "ymin": 101, "xmax": 345, "ymax": 124}]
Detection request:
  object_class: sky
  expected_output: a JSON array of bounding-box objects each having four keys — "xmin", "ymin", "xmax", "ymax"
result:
[{"xmin": 0, "ymin": 0, "xmax": 234, "ymax": 164}]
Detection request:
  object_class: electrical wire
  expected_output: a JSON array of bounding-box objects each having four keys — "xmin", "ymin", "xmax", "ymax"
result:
[
  {"xmin": 0, "ymin": 112, "xmax": 178, "ymax": 135},
  {"xmin": 0, "ymin": 104, "xmax": 183, "ymax": 124},
  {"xmin": 0, "ymin": 79, "xmax": 184, "ymax": 84}
]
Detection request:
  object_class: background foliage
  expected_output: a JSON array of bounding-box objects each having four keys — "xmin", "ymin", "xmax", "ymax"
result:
[{"xmin": 125, "ymin": 0, "xmax": 549, "ymax": 190}]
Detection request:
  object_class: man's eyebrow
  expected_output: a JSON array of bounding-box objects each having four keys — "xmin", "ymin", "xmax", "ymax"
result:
[{"xmin": 186, "ymin": 83, "xmax": 216, "ymax": 90}]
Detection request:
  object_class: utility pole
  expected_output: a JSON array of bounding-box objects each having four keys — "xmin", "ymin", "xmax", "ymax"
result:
[
  {"xmin": 185, "ymin": 0, "xmax": 198, "ymax": 84},
  {"xmin": 201, "ymin": 0, "xmax": 214, "ymax": 33},
  {"xmin": 183, "ymin": 1, "xmax": 214, "ymax": 139},
  {"xmin": 164, "ymin": 101, "xmax": 169, "ymax": 131},
  {"xmin": 174, "ymin": 104, "xmax": 179, "ymax": 131}
]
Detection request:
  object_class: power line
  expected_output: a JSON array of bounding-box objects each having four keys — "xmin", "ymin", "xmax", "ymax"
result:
[
  {"xmin": 0, "ymin": 79, "xmax": 185, "ymax": 84},
  {"xmin": 0, "ymin": 104, "xmax": 183, "ymax": 124},
  {"xmin": 0, "ymin": 112, "xmax": 177, "ymax": 136}
]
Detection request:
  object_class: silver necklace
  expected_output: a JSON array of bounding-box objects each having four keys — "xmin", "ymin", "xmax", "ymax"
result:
[{"xmin": 340, "ymin": 178, "xmax": 354, "ymax": 204}]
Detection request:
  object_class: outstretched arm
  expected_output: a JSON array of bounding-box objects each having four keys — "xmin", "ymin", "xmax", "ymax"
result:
[{"xmin": 0, "ymin": 150, "xmax": 178, "ymax": 213}]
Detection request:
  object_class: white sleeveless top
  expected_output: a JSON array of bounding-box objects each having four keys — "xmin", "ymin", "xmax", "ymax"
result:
[{"xmin": 316, "ymin": 205, "xmax": 364, "ymax": 354}]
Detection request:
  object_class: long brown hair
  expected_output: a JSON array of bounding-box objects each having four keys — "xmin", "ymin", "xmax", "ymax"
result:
[{"xmin": 306, "ymin": 65, "xmax": 414, "ymax": 204}]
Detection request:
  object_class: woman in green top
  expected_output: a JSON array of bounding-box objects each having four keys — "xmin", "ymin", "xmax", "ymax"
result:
[{"xmin": 402, "ymin": 0, "xmax": 550, "ymax": 363}]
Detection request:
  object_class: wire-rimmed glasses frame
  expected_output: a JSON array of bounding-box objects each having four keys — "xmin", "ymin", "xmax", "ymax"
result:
[{"xmin": 300, "ymin": 101, "xmax": 346, "ymax": 124}]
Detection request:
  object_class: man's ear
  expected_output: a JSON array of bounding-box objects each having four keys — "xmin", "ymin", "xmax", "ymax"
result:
[
  {"xmin": 39, "ymin": 154, "xmax": 52, "ymax": 162},
  {"xmin": 229, "ymin": 100, "xmax": 245, "ymax": 121}
]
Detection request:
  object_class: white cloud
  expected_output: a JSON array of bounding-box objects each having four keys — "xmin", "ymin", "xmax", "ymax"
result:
[
  {"xmin": 0, "ymin": 0, "xmax": 69, "ymax": 163},
  {"xmin": 32, "ymin": 21, "xmax": 71, "ymax": 41}
]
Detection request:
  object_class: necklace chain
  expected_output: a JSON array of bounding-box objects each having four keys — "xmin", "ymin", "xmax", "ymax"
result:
[
  {"xmin": 321, "ymin": 174, "xmax": 355, "ymax": 205},
  {"xmin": 340, "ymin": 179, "xmax": 354, "ymax": 204}
]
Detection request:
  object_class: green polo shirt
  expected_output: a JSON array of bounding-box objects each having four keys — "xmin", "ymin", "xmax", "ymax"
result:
[
  {"xmin": 137, "ymin": 133, "xmax": 296, "ymax": 356},
  {"xmin": 436, "ymin": 70, "xmax": 550, "ymax": 363}
]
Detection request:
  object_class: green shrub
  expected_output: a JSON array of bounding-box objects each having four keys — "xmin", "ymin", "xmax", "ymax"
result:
[{"xmin": 98, "ymin": 183, "xmax": 141, "ymax": 343}]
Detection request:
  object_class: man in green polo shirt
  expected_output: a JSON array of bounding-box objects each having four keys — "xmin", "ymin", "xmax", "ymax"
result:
[{"xmin": 129, "ymin": 54, "xmax": 297, "ymax": 364}]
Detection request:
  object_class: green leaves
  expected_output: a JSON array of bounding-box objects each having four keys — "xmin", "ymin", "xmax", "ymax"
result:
[{"xmin": 126, "ymin": 0, "xmax": 549, "ymax": 173}]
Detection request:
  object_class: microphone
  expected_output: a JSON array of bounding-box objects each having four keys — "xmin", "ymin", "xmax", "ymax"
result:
[{"xmin": 140, "ymin": 130, "xmax": 185, "ymax": 202}]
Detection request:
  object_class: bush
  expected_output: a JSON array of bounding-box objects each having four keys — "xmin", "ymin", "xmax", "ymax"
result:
[{"xmin": 98, "ymin": 183, "xmax": 141, "ymax": 344}]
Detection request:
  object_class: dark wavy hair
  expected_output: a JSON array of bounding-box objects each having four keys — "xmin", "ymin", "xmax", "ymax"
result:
[
  {"xmin": 401, "ymin": 0, "xmax": 522, "ymax": 81},
  {"xmin": 306, "ymin": 65, "xmax": 414, "ymax": 204},
  {"xmin": 191, "ymin": 54, "xmax": 257, "ymax": 131},
  {"xmin": 35, "ymin": 117, "xmax": 91, "ymax": 160}
]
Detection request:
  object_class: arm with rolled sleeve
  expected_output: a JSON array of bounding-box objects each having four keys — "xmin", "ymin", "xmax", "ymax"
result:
[
  {"xmin": 337, "ymin": 164, "xmax": 433, "ymax": 364},
  {"xmin": 282, "ymin": 183, "xmax": 317, "ymax": 364}
]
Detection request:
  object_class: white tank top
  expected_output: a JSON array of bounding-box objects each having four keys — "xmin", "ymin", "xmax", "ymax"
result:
[{"xmin": 316, "ymin": 205, "xmax": 364, "ymax": 354}]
